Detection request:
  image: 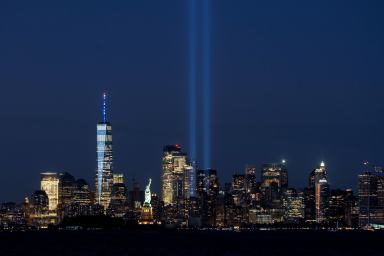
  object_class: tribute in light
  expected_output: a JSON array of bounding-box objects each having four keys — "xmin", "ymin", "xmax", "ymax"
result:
[
  {"xmin": 188, "ymin": 0, "xmax": 197, "ymax": 162},
  {"xmin": 202, "ymin": 0, "xmax": 211, "ymax": 169}
]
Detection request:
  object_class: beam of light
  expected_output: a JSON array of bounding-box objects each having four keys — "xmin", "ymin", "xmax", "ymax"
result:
[
  {"xmin": 188, "ymin": 0, "xmax": 197, "ymax": 162},
  {"xmin": 202, "ymin": 0, "xmax": 211, "ymax": 169}
]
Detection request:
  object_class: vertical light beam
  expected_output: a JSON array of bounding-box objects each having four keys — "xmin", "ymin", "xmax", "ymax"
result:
[
  {"xmin": 202, "ymin": 0, "xmax": 211, "ymax": 169},
  {"xmin": 189, "ymin": 0, "xmax": 197, "ymax": 162}
]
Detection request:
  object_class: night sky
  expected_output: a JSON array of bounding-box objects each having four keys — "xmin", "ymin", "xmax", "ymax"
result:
[{"xmin": 1, "ymin": 0, "xmax": 384, "ymax": 202}]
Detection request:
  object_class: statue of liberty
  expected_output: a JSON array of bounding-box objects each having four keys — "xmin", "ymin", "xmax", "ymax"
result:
[
  {"xmin": 139, "ymin": 178, "xmax": 154, "ymax": 224},
  {"xmin": 144, "ymin": 178, "xmax": 152, "ymax": 206}
]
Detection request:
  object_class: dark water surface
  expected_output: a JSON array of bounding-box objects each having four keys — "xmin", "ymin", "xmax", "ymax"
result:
[{"xmin": 0, "ymin": 230, "xmax": 382, "ymax": 256}]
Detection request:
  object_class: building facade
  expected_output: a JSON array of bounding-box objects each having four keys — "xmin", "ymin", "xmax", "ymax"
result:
[
  {"xmin": 40, "ymin": 173, "xmax": 59, "ymax": 212},
  {"xmin": 95, "ymin": 93, "xmax": 114, "ymax": 211}
]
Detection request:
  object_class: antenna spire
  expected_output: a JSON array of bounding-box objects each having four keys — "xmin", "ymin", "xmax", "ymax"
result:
[{"xmin": 102, "ymin": 92, "xmax": 107, "ymax": 122}]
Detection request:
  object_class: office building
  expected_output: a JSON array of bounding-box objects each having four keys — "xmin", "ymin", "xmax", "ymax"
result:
[
  {"xmin": 358, "ymin": 169, "xmax": 384, "ymax": 227},
  {"xmin": 315, "ymin": 178, "xmax": 330, "ymax": 222},
  {"xmin": 40, "ymin": 172, "xmax": 59, "ymax": 211},
  {"xmin": 161, "ymin": 145, "xmax": 191, "ymax": 206},
  {"xmin": 260, "ymin": 162, "xmax": 288, "ymax": 209},
  {"xmin": 95, "ymin": 93, "xmax": 114, "ymax": 211}
]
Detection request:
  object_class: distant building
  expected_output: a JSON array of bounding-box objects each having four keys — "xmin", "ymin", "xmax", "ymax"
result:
[
  {"xmin": 309, "ymin": 161, "xmax": 327, "ymax": 187},
  {"xmin": 283, "ymin": 189, "xmax": 304, "ymax": 223},
  {"xmin": 58, "ymin": 172, "xmax": 76, "ymax": 210},
  {"xmin": 108, "ymin": 174, "xmax": 128, "ymax": 217},
  {"xmin": 305, "ymin": 162, "xmax": 329, "ymax": 223},
  {"xmin": 184, "ymin": 163, "xmax": 196, "ymax": 199},
  {"xmin": 207, "ymin": 169, "xmax": 219, "ymax": 226},
  {"xmin": 27, "ymin": 190, "xmax": 56, "ymax": 228},
  {"xmin": 128, "ymin": 179, "xmax": 143, "ymax": 211},
  {"xmin": 40, "ymin": 172, "xmax": 59, "ymax": 211},
  {"xmin": 244, "ymin": 165, "xmax": 260, "ymax": 208},
  {"xmin": 358, "ymin": 169, "xmax": 384, "ymax": 227},
  {"xmin": 95, "ymin": 93, "xmax": 114, "ymax": 211},
  {"xmin": 0, "ymin": 202, "xmax": 26, "ymax": 230},
  {"xmin": 231, "ymin": 174, "xmax": 246, "ymax": 206},
  {"xmin": 328, "ymin": 189, "xmax": 348, "ymax": 226},
  {"xmin": 260, "ymin": 162, "xmax": 288, "ymax": 209},
  {"xmin": 315, "ymin": 178, "xmax": 330, "ymax": 223},
  {"xmin": 245, "ymin": 164, "xmax": 257, "ymax": 194},
  {"xmin": 162, "ymin": 145, "xmax": 192, "ymax": 206}
]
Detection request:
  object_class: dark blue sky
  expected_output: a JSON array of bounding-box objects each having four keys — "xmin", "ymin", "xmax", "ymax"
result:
[{"xmin": 1, "ymin": 0, "xmax": 384, "ymax": 201}]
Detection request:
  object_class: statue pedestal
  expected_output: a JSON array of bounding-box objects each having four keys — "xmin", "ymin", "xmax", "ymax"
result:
[{"xmin": 138, "ymin": 203, "xmax": 154, "ymax": 225}]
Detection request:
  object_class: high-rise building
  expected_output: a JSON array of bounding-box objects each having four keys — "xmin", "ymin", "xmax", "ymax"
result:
[
  {"xmin": 283, "ymin": 188, "xmax": 304, "ymax": 223},
  {"xmin": 207, "ymin": 169, "xmax": 219, "ymax": 226},
  {"xmin": 108, "ymin": 173, "xmax": 128, "ymax": 217},
  {"xmin": 27, "ymin": 190, "xmax": 56, "ymax": 228},
  {"xmin": 315, "ymin": 178, "xmax": 330, "ymax": 222},
  {"xmin": 245, "ymin": 165, "xmax": 257, "ymax": 194},
  {"xmin": 128, "ymin": 179, "xmax": 144, "ymax": 210},
  {"xmin": 58, "ymin": 172, "xmax": 76, "ymax": 209},
  {"xmin": 358, "ymin": 168, "xmax": 384, "ymax": 227},
  {"xmin": 161, "ymin": 145, "xmax": 190, "ymax": 206},
  {"xmin": 195, "ymin": 169, "xmax": 220, "ymax": 226},
  {"xmin": 305, "ymin": 162, "xmax": 329, "ymax": 223},
  {"xmin": 328, "ymin": 189, "xmax": 349, "ymax": 226},
  {"xmin": 231, "ymin": 174, "xmax": 246, "ymax": 206},
  {"xmin": 95, "ymin": 93, "xmax": 113, "ymax": 211},
  {"xmin": 309, "ymin": 161, "xmax": 327, "ymax": 187},
  {"xmin": 303, "ymin": 186, "xmax": 316, "ymax": 222},
  {"xmin": 184, "ymin": 163, "xmax": 196, "ymax": 199},
  {"xmin": 40, "ymin": 173, "xmax": 59, "ymax": 211},
  {"xmin": 260, "ymin": 162, "xmax": 288, "ymax": 209}
]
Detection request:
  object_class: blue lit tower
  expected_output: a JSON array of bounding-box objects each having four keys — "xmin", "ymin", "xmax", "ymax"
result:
[{"xmin": 95, "ymin": 93, "xmax": 113, "ymax": 211}]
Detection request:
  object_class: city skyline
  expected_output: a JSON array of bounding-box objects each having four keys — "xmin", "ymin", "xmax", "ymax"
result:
[
  {"xmin": 1, "ymin": 1, "xmax": 384, "ymax": 202},
  {"xmin": 0, "ymin": 92, "xmax": 379, "ymax": 203},
  {"xmin": 0, "ymin": 87, "xmax": 382, "ymax": 202}
]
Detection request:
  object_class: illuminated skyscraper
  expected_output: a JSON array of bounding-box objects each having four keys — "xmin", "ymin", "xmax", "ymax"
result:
[
  {"xmin": 283, "ymin": 188, "xmax": 304, "ymax": 223},
  {"xmin": 40, "ymin": 172, "xmax": 59, "ymax": 211},
  {"xmin": 108, "ymin": 174, "xmax": 128, "ymax": 217},
  {"xmin": 245, "ymin": 165, "xmax": 256, "ymax": 194},
  {"xmin": 95, "ymin": 93, "xmax": 113, "ymax": 211},
  {"xmin": 184, "ymin": 162, "xmax": 196, "ymax": 199},
  {"xmin": 315, "ymin": 178, "xmax": 330, "ymax": 222},
  {"xmin": 260, "ymin": 162, "xmax": 288, "ymax": 209},
  {"xmin": 161, "ymin": 145, "xmax": 190, "ymax": 206},
  {"xmin": 310, "ymin": 162, "xmax": 330, "ymax": 223},
  {"xmin": 309, "ymin": 161, "xmax": 327, "ymax": 187},
  {"xmin": 358, "ymin": 168, "xmax": 384, "ymax": 227}
]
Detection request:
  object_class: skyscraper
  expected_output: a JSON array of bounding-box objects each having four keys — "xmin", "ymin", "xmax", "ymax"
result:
[
  {"xmin": 260, "ymin": 162, "xmax": 288, "ymax": 209},
  {"xmin": 283, "ymin": 188, "xmax": 304, "ymax": 223},
  {"xmin": 95, "ymin": 93, "xmax": 113, "ymax": 211},
  {"xmin": 245, "ymin": 165, "xmax": 256, "ymax": 194},
  {"xmin": 309, "ymin": 161, "xmax": 327, "ymax": 187},
  {"xmin": 108, "ymin": 174, "xmax": 128, "ymax": 217},
  {"xmin": 40, "ymin": 173, "xmax": 59, "ymax": 211},
  {"xmin": 315, "ymin": 178, "xmax": 330, "ymax": 222},
  {"xmin": 161, "ymin": 145, "xmax": 190, "ymax": 206},
  {"xmin": 358, "ymin": 168, "xmax": 384, "ymax": 228},
  {"xmin": 310, "ymin": 162, "xmax": 330, "ymax": 223}
]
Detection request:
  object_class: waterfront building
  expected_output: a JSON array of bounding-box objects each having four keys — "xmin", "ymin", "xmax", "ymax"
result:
[
  {"xmin": 108, "ymin": 174, "xmax": 128, "ymax": 217},
  {"xmin": 283, "ymin": 188, "xmax": 304, "ymax": 223},
  {"xmin": 95, "ymin": 93, "xmax": 114, "ymax": 211},
  {"xmin": 40, "ymin": 172, "xmax": 59, "ymax": 212},
  {"xmin": 260, "ymin": 162, "xmax": 288, "ymax": 209},
  {"xmin": 358, "ymin": 168, "xmax": 384, "ymax": 227},
  {"xmin": 315, "ymin": 178, "xmax": 330, "ymax": 222}
]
